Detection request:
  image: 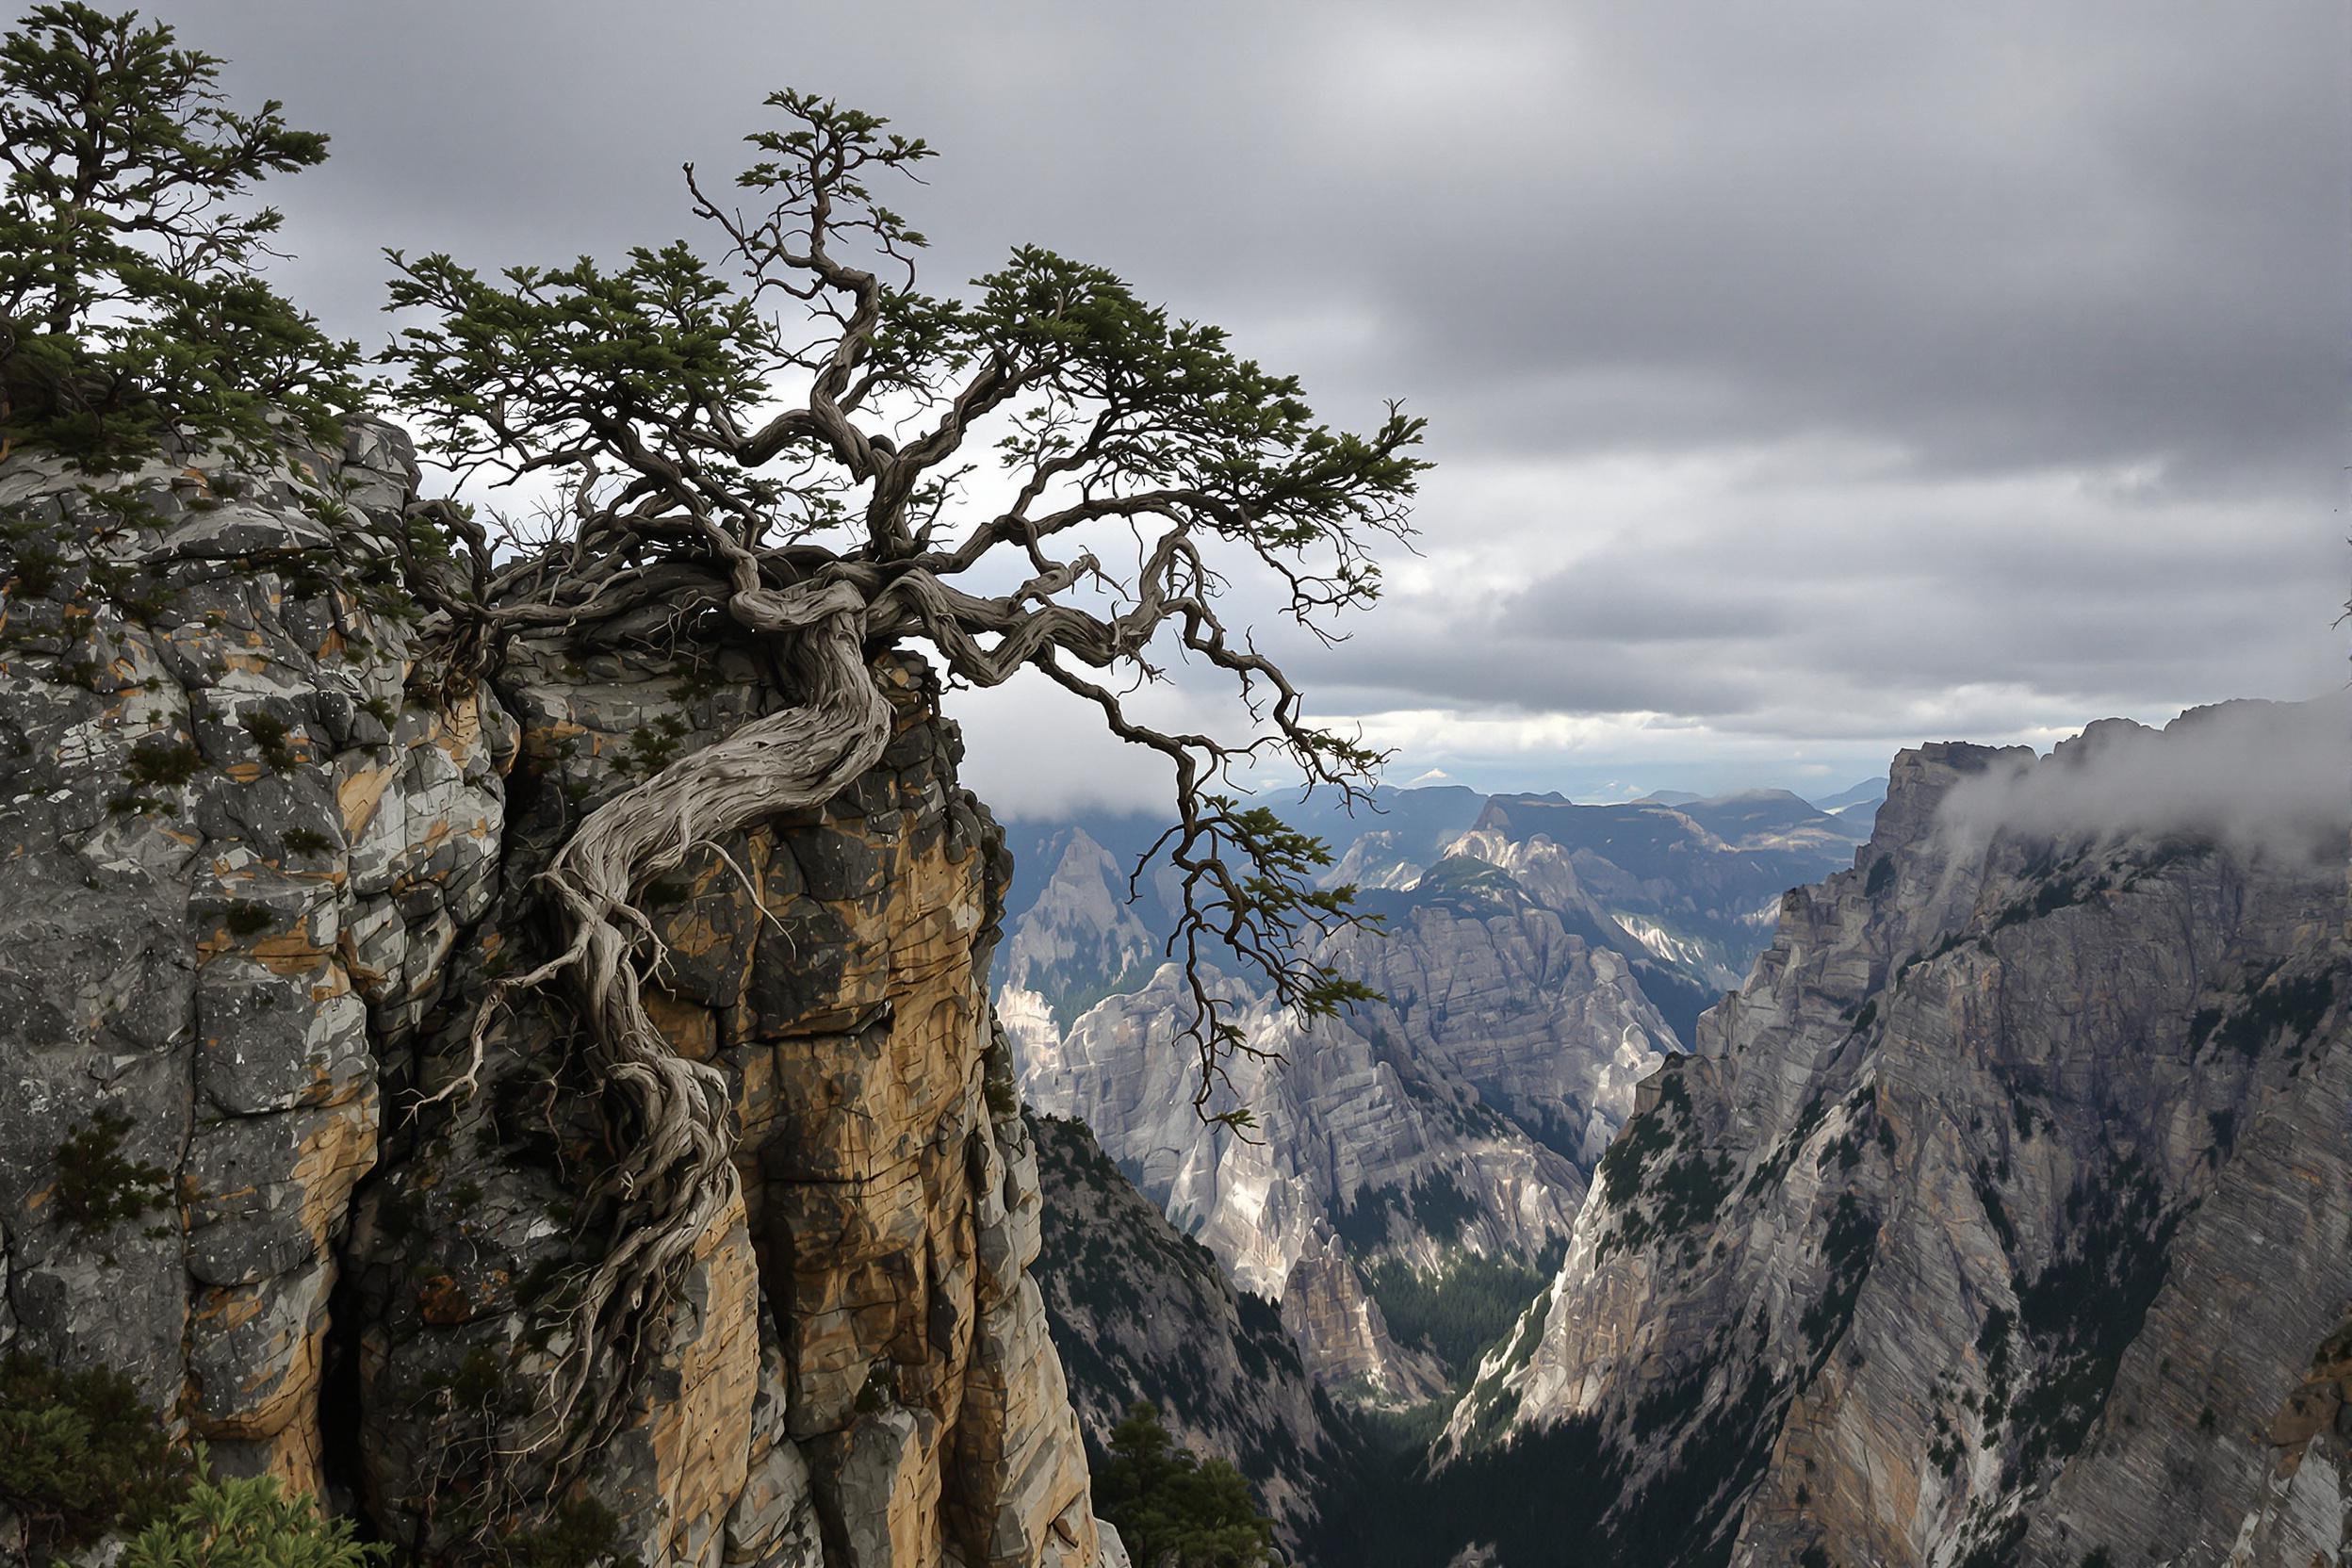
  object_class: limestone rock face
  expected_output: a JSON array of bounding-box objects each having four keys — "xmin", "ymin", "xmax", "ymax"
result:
[
  {"xmin": 1433, "ymin": 710, "xmax": 2352, "ymax": 1568},
  {"xmin": 1020, "ymin": 954, "xmax": 1587, "ymax": 1394},
  {"xmin": 999, "ymin": 829, "xmax": 1157, "ymax": 1024},
  {"xmin": 1, "ymin": 429, "xmax": 1114, "ymax": 1568},
  {"xmin": 1015, "ymin": 831, "xmax": 1680, "ymax": 1398},
  {"xmin": 0, "ymin": 424, "xmax": 503, "ymax": 1499},
  {"xmin": 1028, "ymin": 1112, "xmax": 1357, "ymax": 1551},
  {"xmin": 1278, "ymin": 1232, "xmax": 1446, "ymax": 1402}
]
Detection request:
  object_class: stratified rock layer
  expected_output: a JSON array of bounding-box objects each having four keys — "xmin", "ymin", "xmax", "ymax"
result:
[
  {"xmin": 0, "ymin": 427, "xmax": 1112, "ymax": 1568},
  {"xmin": 1028, "ymin": 1111, "xmax": 1354, "ymax": 1552},
  {"xmin": 1434, "ymin": 717, "xmax": 2351, "ymax": 1568}
]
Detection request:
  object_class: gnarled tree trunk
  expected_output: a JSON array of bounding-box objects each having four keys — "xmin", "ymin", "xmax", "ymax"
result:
[{"xmin": 483, "ymin": 581, "xmax": 893, "ymax": 1465}]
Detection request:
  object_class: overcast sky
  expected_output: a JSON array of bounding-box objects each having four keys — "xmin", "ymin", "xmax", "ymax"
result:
[{"xmin": 145, "ymin": 0, "xmax": 2350, "ymax": 813}]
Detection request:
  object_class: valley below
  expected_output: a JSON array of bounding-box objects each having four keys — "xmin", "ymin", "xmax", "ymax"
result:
[{"xmin": 1001, "ymin": 710, "xmax": 2352, "ymax": 1568}]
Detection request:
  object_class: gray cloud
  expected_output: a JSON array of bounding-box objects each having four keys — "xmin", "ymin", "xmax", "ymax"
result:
[{"xmin": 123, "ymin": 0, "xmax": 2352, "ymax": 811}]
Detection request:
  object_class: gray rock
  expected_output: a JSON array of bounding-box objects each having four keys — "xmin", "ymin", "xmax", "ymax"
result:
[{"xmin": 1437, "ymin": 703, "xmax": 2352, "ymax": 1568}]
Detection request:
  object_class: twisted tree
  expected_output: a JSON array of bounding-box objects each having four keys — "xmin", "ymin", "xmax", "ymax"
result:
[{"xmin": 385, "ymin": 92, "xmax": 1424, "ymax": 1469}]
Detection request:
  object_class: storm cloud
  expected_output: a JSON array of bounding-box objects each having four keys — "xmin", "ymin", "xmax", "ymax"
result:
[{"xmin": 134, "ymin": 0, "xmax": 2351, "ymax": 810}]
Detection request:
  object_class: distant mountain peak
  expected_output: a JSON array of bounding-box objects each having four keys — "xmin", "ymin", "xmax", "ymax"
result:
[{"xmin": 1809, "ymin": 776, "xmax": 1891, "ymax": 812}]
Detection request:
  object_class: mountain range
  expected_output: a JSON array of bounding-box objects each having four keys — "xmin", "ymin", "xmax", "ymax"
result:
[
  {"xmin": 999, "ymin": 781, "xmax": 1876, "ymax": 1420},
  {"xmin": 1007, "ymin": 707, "xmax": 2349, "ymax": 1567}
]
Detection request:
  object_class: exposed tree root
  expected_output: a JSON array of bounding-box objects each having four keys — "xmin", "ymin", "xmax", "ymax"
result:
[{"xmin": 476, "ymin": 580, "xmax": 890, "ymax": 1472}]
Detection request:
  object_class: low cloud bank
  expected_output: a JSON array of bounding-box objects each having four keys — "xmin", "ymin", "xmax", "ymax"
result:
[{"xmin": 1936, "ymin": 693, "xmax": 2351, "ymax": 862}]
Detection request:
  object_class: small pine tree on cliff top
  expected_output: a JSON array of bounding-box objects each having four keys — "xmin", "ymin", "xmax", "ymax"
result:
[{"xmin": 0, "ymin": 2, "xmax": 365, "ymax": 463}]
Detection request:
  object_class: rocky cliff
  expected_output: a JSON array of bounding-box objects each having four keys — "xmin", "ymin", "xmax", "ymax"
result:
[
  {"xmin": 996, "ymin": 829, "xmax": 1160, "ymax": 1044},
  {"xmin": 0, "ymin": 427, "xmax": 1121, "ymax": 1568},
  {"xmin": 1413, "ymin": 703, "xmax": 2350, "ymax": 1568},
  {"xmin": 1014, "ymin": 829, "xmax": 1681, "ymax": 1408},
  {"xmin": 1026, "ymin": 1112, "xmax": 1353, "ymax": 1556}
]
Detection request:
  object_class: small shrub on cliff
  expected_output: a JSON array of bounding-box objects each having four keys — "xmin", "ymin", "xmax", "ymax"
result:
[
  {"xmin": 280, "ymin": 826, "xmax": 335, "ymax": 858},
  {"xmin": 1091, "ymin": 1402, "xmax": 1274, "ymax": 1568},
  {"xmin": 238, "ymin": 711, "xmax": 299, "ymax": 773},
  {"xmin": 117, "ymin": 1463, "xmax": 385, "ymax": 1568},
  {"xmin": 122, "ymin": 739, "xmax": 205, "ymax": 792},
  {"xmin": 0, "ymin": 1352, "xmax": 192, "ymax": 1555},
  {"xmin": 221, "ymin": 901, "xmax": 274, "ymax": 938},
  {"xmin": 484, "ymin": 1496, "xmax": 643, "ymax": 1568},
  {"xmin": 51, "ymin": 1107, "xmax": 172, "ymax": 1237}
]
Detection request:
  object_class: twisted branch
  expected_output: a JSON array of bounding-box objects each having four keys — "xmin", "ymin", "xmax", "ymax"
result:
[{"xmin": 383, "ymin": 86, "xmax": 1423, "ymax": 1484}]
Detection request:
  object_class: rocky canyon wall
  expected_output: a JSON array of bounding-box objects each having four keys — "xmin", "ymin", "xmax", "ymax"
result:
[
  {"xmin": 1010, "ymin": 823, "xmax": 1678, "ymax": 1405},
  {"xmin": 1423, "ymin": 713, "xmax": 2351, "ymax": 1568},
  {"xmin": 0, "ymin": 424, "xmax": 1119, "ymax": 1568}
]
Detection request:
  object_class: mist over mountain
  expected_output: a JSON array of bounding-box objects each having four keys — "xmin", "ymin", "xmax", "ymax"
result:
[{"xmin": 1936, "ymin": 693, "xmax": 2351, "ymax": 863}]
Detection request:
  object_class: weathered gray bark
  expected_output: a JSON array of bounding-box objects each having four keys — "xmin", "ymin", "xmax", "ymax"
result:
[{"xmin": 467, "ymin": 580, "xmax": 890, "ymax": 1463}]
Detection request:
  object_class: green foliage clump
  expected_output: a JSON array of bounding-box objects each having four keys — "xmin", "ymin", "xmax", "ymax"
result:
[
  {"xmin": 1988, "ymin": 865, "xmax": 2105, "ymax": 935},
  {"xmin": 1453, "ymin": 1378, "xmax": 1522, "ymax": 1452},
  {"xmin": 1406, "ymin": 856, "xmax": 1528, "ymax": 915},
  {"xmin": 1744, "ymin": 1088, "xmax": 1833, "ymax": 1197},
  {"xmin": 0, "ymin": 1351, "xmax": 193, "ymax": 1556},
  {"xmin": 2196, "ymin": 967, "xmax": 2336, "ymax": 1061},
  {"xmin": 238, "ymin": 710, "xmax": 298, "ymax": 772},
  {"xmin": 1994, "ymin": 1160, "xmax": 2179, "ymax": 1483},
  {"xmin": 110, "ymin": 734, "xmax": 206, "ymax": 814},
  {"xmin": 1331, "ymin": 1180, "xmax": 1404, "ymax": 1254},
  {"xmin": 0, "ymin": 4, "xmax": 368, "ymax": 464},
  {"xmin": 1362, "ymin": 1242, "xmax": 1563, "ymax": 1379},
  {"xmin": 612, "ymin": 713, "xmax": 692, "ymax": 780},
  {"xmin": 1091, "ymin": 1402, "xmax": 1274, "ymax": 1568},
  {"xmin": 118, "ymin": 1464, "xmax": 385, "ymax": 1567},
  {"xmin": 1335, "ymin": 1350, "xmax": 1789, "ymax": 1568},
  {"xmin": 123, "ymin": 738, "xmax": 204, "ymax": 790},
  {"xmin": 1954, "ymin": 1513, "xmax": 2026, "ymax": 1568},
  {"xmin": 280, "ymin": 826, "xmax": 334, "ymax": 858},
  {"xmin": 1404, "ymin": 1167, "xmax": 1478, "ymax": 1245},
  {"xmin": 1972, "ymin": 1161, "xmax": 2017, "ymax": 1254},
  {"xmin": 52, "ymin": 1106, "xmax": 172, "ymax": 1236},
  {"xmin": 1594, "ymin": 1068, "xmax": 1735, "ymax": 1261},
  {"xmin": 1596, "ymin": 1077, "xmax": 1682, "ymax": 1210},
  {"xmin": 1796, "ymin": 1194, "xmax": 1876, "ymax": 1367},
  {"xmin": 222, "ymin": 900, "xmax": 273, "ymax": 937},
  {"xmin": 484, "ymin": 1496, "xmax": 643, "ymax": 1568}
]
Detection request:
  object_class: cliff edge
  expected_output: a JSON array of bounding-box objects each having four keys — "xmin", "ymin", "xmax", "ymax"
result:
[{"xmin": 0, "ymin": 423, "xmax": 1123, "ymax": 1568}]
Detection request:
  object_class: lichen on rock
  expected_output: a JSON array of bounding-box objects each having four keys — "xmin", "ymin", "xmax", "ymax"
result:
[{"xmin": 1, "ymin": 423, "xmax": 1119, "ymax": 1568}]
